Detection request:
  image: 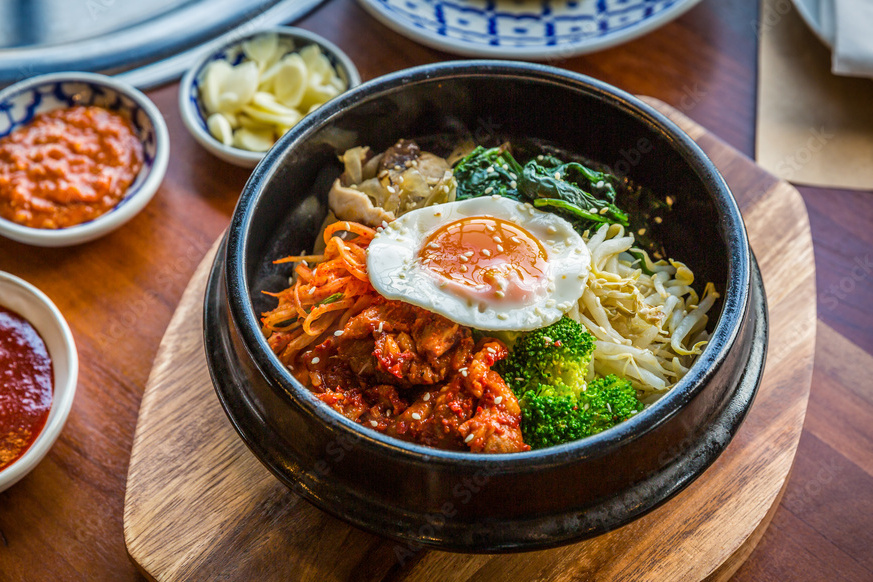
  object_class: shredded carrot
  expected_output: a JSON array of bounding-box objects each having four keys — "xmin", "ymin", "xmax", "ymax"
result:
[{"xmin": 261, "ymin": 221, "xmax": 380, "ymax": 366}]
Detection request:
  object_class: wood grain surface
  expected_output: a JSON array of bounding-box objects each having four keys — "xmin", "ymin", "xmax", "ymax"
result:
[
  {"xmin": 121, "ymin": 100, "xmax": 814, "ymax": 582},
  {"xmin": 1, "ymin": 1, "xmax": 871, "ymax": 581}
]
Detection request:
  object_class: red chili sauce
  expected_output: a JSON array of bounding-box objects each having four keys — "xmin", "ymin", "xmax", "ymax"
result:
[
  {"xmin": 0, "ymin": 305, "xmax": 53, "ymax": 471},
  {"xmin": 0, "ymin": 105, "xmax": 144, "ymax": 229}
]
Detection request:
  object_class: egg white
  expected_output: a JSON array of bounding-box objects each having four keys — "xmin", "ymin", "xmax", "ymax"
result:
[{"xmin": 366, "ymin": 196, "xmax": 590, "ymax": 331}]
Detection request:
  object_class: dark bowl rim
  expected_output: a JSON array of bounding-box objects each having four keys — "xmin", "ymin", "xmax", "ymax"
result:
[{"xmin": 224, "ymin": 59, "xmax": 751, "ymax": 468}]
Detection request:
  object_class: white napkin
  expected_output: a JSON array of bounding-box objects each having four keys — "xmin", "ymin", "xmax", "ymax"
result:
[{"xmin": 823, "ymin": 0, "xmax": 873, "ymax": 78}]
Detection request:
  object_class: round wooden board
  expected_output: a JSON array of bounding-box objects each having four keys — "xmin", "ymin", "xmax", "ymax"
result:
[{"xmin": 123, "ymin": 99, "xmax": 816, "ymax": 582}]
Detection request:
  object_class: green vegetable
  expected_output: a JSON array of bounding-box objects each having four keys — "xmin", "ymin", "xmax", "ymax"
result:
[
  {"xmin": 452, "ymin": 146, "xmax": 629, "ymax": 233},
  {"xmin": 520, "ymin": 375, "xmax": 645, "ymax": 449},
  {"xmin": 304, "ymin": 292, "xmax": 343, "ymax": 314},
  {"xmin": 517, "ymin": 155, "xmax": 628, "ymax": 229},
  {"xmin": 497, "ymin": 316, "xmax": 644, "ymax": 449},
  {"xmin": 453, "ymin": 145, "xmax": 524, "ymax": 201},
  {"xmin": 498, "ymin": 316, "xmax": 595, "ymax": 399}
]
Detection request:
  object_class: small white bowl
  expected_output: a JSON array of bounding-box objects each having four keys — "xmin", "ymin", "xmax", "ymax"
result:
[
  {"xmin": 0, "ymin": 271, "xmax": 78, "ymax": 493},
  {"xmin": 0, "ymin": 72, "xmax": 169, "ymax": 247},
  {"xmin": 179, "ymin": 26, "xmax": 361, "ymax": 168}
]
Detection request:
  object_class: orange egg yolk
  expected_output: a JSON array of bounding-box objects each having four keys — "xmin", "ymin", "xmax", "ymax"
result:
[{"xmin": 419, "ymin": 216, "xmax": 549, "ymax": 304}]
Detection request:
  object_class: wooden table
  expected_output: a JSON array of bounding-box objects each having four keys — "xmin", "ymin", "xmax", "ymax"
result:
[{"xmin": 0, "ymin": 0, "xmax": 870, "ymax": 580}]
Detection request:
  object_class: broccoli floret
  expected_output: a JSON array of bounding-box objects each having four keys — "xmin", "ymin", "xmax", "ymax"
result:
[
  {"xmin": 497, "ymin": 317, "xmax": 644, "ymax": 449},
  {"xmin": 519, "ymin": 375, "xmax": 645, "ymax": 449},
  {"xmin": 498, "ymin": 316, "xmax": 595, "ymax": 400}
]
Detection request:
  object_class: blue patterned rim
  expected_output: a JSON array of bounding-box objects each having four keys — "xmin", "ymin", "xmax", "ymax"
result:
[{"xmin": 357, "ymin": 0, "xmax": 702, "ymax": 58}]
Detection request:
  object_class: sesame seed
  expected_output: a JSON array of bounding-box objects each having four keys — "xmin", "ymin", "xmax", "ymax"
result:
[
  {"xmin": 543, "ymin": 336, "xmax": 553, "ymax": 344},
  {"xmin": 492, "ymin": 236, "xmax": 502, "ymax": 243},
  {"xmin": 482, "ymin": 249, "xmax": 492, "ymax": 257},
  {"xmin": 460, "ymin": 265, "xmax": 468, "ymax": 272},
  {"xmin": 439, "ymin": 281, "xmax": 448, "ymax": 288},
  {"xmin": 386, "ymin": 185, "xmax": 396, "ymax": 194},
  {"xmin": 465, "ymin": 433, "xmax": 475, "ymax": 443},
  {"xmin": 546, "ymin": 299, "xmax": 556, "ymax": 307},
  {"xmin": 460, "ymin": 255, "xmax": 468, "ymax": 263},
  {"xmin": 654, "ymin": 216, "xmax": 663, "ymax": 224},
  {"xmin": 487, "ymin": 347, "xmax": 496, "ymax": 353},
  {"xmin": 509, "ymin": 180, "xmax": 517, "ymax": 189},
  {"xmin": 428, "ymin": 242, "xmax": 439, "ymax": 249},
  {"xmin": 487, "ymin": 166, "xmax": 495, "ymax": 173},
  {"xmin": 381, "ymin": 220, "xmax": 389, "ymax": 229},
  {"xmin": 484, "ymin": 186, "xmax": 494, "ymax": 194},
  {"xmin": 370, "ymin": 420, "xmax": 378, "ymax": 427},
  {"xmin": 502, "ymin": 163, "xmax": 509, "ymax": 170},
  {"xmin": 377, "ymin": 322, "xmax": 384, "ymax": 334},
  {"xmin": 509, "ymin": 172, "xmax": 517, "ymax": 180},
  {"xmin": 606, "ymin": 403, "xmax": 612, "ymax": 414},
  {"xmin": 537, "ymin": 155, "xmax": 544, "ymax": 160},
  {"xmin": 485, "ymin": 224, "xmax": 496, "ymax": 233},
  {"xmin": 308, "ymin": 287, "xmax": 316, "ymax": 295},
  {"xmin": 495, "ymin": 290, "xmax": 505, "ymax": 298},
  {"xmin": 411, "ymin": 412, "xmax": 422, "ymax": 420},
  {"xmin": 334, "ymin": 330, "xmax": 344, "ymax": 336},
  {"xmin": 554, "ymin": 172, "xmax": 561, "ymax": 180},
  {"xmin": 547, "ymin": 225, "xmax": 557, "ymax": 234},
  {"xmin": 511, "ymin": 236, "xmax": 521, "ymax": 244},
  {"xmin": 496, "ymin": 245, "xmax": 504, "ymax": 252},
  {"xmin": 494, "ymin": 396, "xmax": 503, "ymax": 404},
  {"xmin": 595, "ymin": 180, "xmax": 605, "ymax": 188},
  {"xmin": 638, "ymin": 228, "xmax": 647, "ymax": 236},
  {"xmin": 464, "ymin": 251, "xmax": 474, "ymax": 257},
  {"xmin": 491, "ymin": 194, "xmax": 501, "ymax": 200},
  {"xmin": 311, "ymin": 357, "xmax": 320, "ymax": 364},
  {"xmin": 666, "ymin": 196, "xmax": 675, "ymax": 205},
  {"xmin": 434, "ymin": 211, "xmax": 442, "ymax": 217},
  {"xmin": 497, "ymin": 313, "xmax": 508, "ymax": 320},
  {"xmin": 599, "ymin": 207, "xmax": 609, "ymax": 215},
  {"xmin": 459, "ymin": 368, "xmax": 468, "ymax": 377},
  {"xmin": 423, "ymin": 392, "xmax": 431, "ymax": 401}
]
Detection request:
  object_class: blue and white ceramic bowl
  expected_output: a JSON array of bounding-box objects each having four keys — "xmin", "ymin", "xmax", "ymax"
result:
[
  {"xmin": 0, "ymin": 72, "xmax": 169, "ymax": 247},
  {"xmin": 357, "ymin": 0, "xmax": 703, "ymax": 59},
  {"xmin": 180, "ymin": 26, "xmax": 361, "ymax": 168}
]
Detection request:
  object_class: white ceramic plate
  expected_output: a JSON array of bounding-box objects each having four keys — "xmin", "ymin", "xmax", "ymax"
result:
[{"xmin": 356, "ymin": 0, "xmax": 702, "ymax": 59}]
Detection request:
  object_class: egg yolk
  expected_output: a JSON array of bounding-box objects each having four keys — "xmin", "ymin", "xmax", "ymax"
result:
[{"xmin": 419, "ymin": 216, "xmax": 549, "ymax": 304}]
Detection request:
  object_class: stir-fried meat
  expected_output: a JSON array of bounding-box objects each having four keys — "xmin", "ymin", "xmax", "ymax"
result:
[
  {"xmin": 297, "ymin": 300, "xmax": 529, "ymax": 453},
  {"xmin": 379, "ymin": 139, "xmax": 420, "ymax": 172}
]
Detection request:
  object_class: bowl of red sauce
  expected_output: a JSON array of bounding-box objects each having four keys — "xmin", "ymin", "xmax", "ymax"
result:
[
  {"xmin": 0, "ymin": 271, "xmax": 77, "ymax": 492},
  {"xmin": 0, "ymin": 72, "xmax": 169, "ymax": 246}
]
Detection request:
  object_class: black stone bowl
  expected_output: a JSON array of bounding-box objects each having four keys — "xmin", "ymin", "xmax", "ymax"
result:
[{"xmin": 203, "ymin": 61, "xmax": 768, "ymax": 552}]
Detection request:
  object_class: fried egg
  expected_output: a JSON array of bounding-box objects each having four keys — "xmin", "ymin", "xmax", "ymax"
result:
[{"xmin": 366, "ymin": 196, "xmax": 590, "ymax": 330}]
